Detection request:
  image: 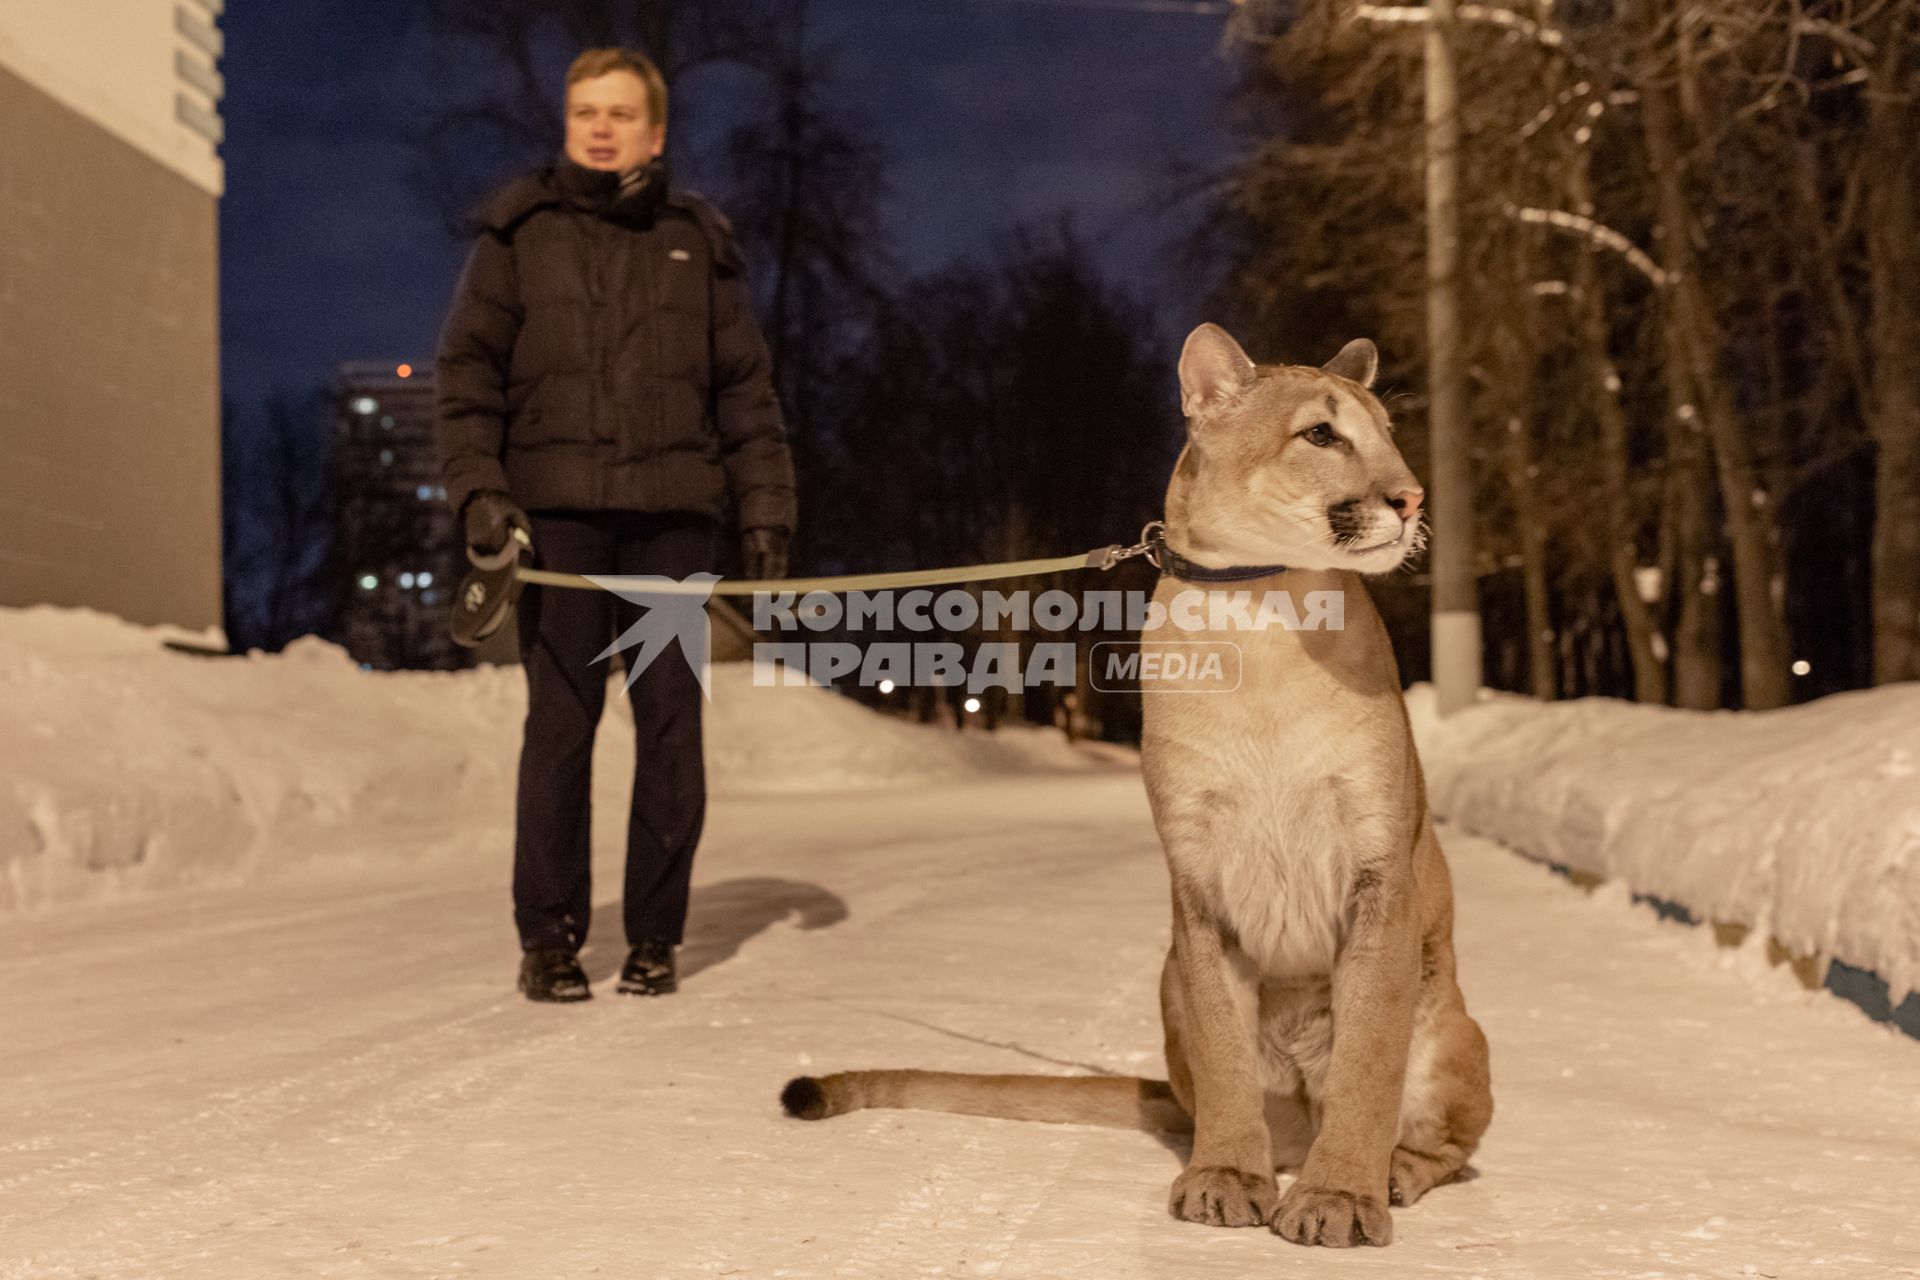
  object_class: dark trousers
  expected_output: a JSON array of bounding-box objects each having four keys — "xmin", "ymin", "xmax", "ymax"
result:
[{"xmin": 513, "ymin": 509, "xmax": 719, "ymax": 954}]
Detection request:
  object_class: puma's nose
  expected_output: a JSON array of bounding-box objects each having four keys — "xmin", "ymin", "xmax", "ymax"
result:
[{"xmin": 1389, "ymin": 487, "xmax": 1425, "ymax": 522}]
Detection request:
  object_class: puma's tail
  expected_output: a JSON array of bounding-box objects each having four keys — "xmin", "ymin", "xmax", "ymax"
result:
[{"xmin": 779, "ymin": 1069, "xmax": 1192, "ymax": 1133}]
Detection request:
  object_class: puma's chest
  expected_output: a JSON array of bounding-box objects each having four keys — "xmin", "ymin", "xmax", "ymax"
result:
[
  {"xmin": 1147, "ymin": 722, "xmax": 1368, "ymax": 976},
  {"xmin": 1190, "ymin": 776, "xmax": 1355, "ymax": 977}
]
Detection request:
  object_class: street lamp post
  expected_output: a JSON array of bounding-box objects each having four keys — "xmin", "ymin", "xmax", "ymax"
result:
[
  {"xmin": 1229, "ymin": 0, "xmax": 1481, "ymax": 712},
  {"xmin": 1424, "ymin": 0, "xmax": 1481, "ymax": 714}
]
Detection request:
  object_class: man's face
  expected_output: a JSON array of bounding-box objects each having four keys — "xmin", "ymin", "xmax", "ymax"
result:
[{"xmin": 564, "ymin": 70, "xmax": 664, "ymax": 172}]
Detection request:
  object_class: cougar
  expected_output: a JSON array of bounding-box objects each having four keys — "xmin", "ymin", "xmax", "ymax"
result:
[{"xmin": 780, "ymin": 324, "xmax": 1492, "ymax": 1248}]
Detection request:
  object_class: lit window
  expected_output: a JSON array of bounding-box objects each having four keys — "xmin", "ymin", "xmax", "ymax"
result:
[
  {"xmin": 358, "ymin": 573, "xmax": 377, "ymax": 591},
  {"xmin": 353, "ymin": 396, "xmax": 378, "ymax": 415},
  {"xmin": 400, "ymin": 572, "xmax": 416, "ymax": 589},
  {"xmin": 417, "ymin": 571, "xmax": 434, "ymax": 588}
]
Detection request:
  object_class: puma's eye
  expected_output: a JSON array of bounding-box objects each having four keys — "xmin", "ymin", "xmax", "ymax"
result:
[{"xmin": 1302, "ymin": 423, "xmax": 1339, "ymax": 447}]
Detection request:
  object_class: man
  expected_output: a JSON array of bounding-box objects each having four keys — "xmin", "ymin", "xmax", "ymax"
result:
[{"xmin": 435, "ymin": 48, "xmax": 795, "ymax": 1004}]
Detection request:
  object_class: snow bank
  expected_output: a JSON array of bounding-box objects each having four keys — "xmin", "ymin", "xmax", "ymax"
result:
[
  {"xmin": 0, "ymin": 607, "xmax": 1100, "ymax": 916},
  {"xmin": 1409, "ymin": 682, "xmax": 1920, "ymax": 1004}
]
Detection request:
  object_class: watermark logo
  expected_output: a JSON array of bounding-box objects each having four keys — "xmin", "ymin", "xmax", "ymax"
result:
[
  {"xmin": 591, "ymin": 580, "xmax": 1342, "ymax": 696},
  {"xmin": 1091, "ymin": 641, "xmax": 1242, "ymax": 693},
  {"xmin": 589, "ymin": 574, "xmax": 721, "ymax": 697}
]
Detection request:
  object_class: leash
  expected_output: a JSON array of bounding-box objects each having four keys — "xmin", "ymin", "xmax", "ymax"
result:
[
  {"xmin": 521, "ymin": 550, "xmax": 1103, "ymax": 598},
  {"xmin": 512, "ymin": 521, "xmax": 1269, "ymax": 597},
  {"xmin": 450, "ymin": 520, "xmax": 1292, "ymax": 646}
]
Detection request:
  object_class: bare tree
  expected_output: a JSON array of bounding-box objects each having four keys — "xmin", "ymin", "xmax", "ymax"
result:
[
  {"xmin": 1859, "ymin": 2, "xmax": 1920, "ymax": 682},
  {"xmin": 1625, "ymin": 0, "xmax": 1793, "ymax": 708},
  {"xmin": 258, "ymin": 392, "xmax": 332, "ymax": 648},
  {"xmin": 220, "ymin": 393, "xmax": 332, "ymax": 653},
  {"xmin": 220, "ymin": 398, "xmax": 254, "ymax": 648},
  {"xmin": 1202, "ymin": 0, "xmax": 1920, "ymax": 708},
  {"xmin": 711, "ymin": 0, "xmax": 893, "ymax": 574},
  {"xmin": 823, "ymin": 224, "xmax": 1174, "ymax": 737}
]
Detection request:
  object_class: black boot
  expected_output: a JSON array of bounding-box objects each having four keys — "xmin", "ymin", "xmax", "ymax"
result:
[
  {"xmin": 519, "ymin": 948, "xmax": 591, "ymax": 1002},
  {"xmin": 617, "ymin": 939, "xmax": 677, "ymax": 996}
]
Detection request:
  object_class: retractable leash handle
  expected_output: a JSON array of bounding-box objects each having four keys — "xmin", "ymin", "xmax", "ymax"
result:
[
  {"xmin": 466, "ymin": 524, "xmax": 532, "ymax": 572},
  {"xmin": 448, "ymin": 525, "xmax": 535, "ymax": 649}
]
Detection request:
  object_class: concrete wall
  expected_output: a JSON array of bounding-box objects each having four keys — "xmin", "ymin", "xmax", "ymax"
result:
[
  {"xmin": 0, "ymin": 0, "xmax": 225, "ymax": 198},
  {"xmin": 0, "ymin": 3, "xmax": 223, "ymax": 631}
]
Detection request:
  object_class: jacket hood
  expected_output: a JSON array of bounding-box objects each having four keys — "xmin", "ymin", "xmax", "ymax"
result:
[{"xmin": 469, "ymin": 161, "xmax": 744, "ymax": 276}]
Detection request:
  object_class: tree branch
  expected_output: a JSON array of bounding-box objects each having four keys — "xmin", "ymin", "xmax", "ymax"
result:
[
  {"xmin": 1354, "ymin": 3, "xmax": 1565, "ymax": 52},
  {"xmin": 1503, "ymin": 204, "xmax": 1671, "ymax": 287}
]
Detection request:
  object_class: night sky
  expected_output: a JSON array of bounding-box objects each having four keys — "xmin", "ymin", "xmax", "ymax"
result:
[{"xmin": 218, "ymin": 0, "xmax": 1237, "ymax": 412}]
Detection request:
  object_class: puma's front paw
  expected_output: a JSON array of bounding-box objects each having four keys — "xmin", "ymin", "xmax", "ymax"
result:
[
  {"xmin": 1168, "ymin": 1165, "xmax": 1278, "ymax": 1228},
  {"xmin": 1272, "ymin": 1184, "xmax": 1393, "ymax": 1247}
]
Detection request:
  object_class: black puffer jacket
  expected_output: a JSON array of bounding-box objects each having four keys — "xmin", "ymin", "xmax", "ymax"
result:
[{"xmin": 434, "ymin": 159, "xmax": 796, "ymax": 533}]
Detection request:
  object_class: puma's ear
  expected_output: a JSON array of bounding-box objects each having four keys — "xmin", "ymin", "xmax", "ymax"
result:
[
  {"xmin": 1179, "ymin": 323, "xmax": 1257, "ymax": 418},
  {"xmin": 1322, "ymin": 338, "xmax": 1379, "ymax": 388}
]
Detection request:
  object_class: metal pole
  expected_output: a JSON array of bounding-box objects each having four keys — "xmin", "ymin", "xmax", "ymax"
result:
[{"xmin": 1425, "ymin": 0, "xmax": 1481, "ymax": 714}]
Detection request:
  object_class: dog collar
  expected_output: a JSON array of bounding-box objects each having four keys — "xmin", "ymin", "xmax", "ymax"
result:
[{"xmin": 1144, "ymin": 524, "xmax": 1292, "ymax": 584}]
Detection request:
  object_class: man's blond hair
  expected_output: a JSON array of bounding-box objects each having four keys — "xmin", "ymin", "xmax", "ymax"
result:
[{"xmin": 566, "ymin": 47, "xmax": 668, "ymax": 128}]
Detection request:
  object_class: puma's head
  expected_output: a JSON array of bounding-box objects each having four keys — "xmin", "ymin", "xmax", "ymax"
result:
[{"xmin": 1166, "ymin": 323, "xmax": 1426, "ymax": 575}]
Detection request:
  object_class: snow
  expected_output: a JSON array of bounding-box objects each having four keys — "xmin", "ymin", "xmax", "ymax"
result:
[
  {"xmin": 6, "ymin": 607, "xmax": 1920, "ymax": 1276},
  {"xmin": 1408, "ymin": 682, "xmax": 1920, "ymax": 1004},
  {"xmin": 0, "ymin": 607, "xmax": 1090, "ymax": 916}
]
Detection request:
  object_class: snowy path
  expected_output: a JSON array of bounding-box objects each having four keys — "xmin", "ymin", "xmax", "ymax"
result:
[{"xmin": 7, "ymin": 768, "xmax": 1920, "ymax": 1279}]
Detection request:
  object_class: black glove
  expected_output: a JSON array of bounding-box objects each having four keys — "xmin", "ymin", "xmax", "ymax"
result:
[
  {"xmin": 463, "ymin": 491, "xmax": 531, "ymax": 560},
  {"xmin": 741, "ymin": 527, "xmax": 790, "ymax": 580}
]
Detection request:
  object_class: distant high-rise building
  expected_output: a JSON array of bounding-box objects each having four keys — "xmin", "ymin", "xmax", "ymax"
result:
[
  {"xmin": 0, "ymin": 1, "xmax": 225, "ymax": 629},
  {"xmin": 331, "ymin": 362, "xmax": 473, "ymax": 671}
]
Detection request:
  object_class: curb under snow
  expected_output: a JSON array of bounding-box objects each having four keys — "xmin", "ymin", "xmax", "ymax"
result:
[{"xmin": 1407, "ymin": 682, "xmax": 1920, "ymax": 1029}]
